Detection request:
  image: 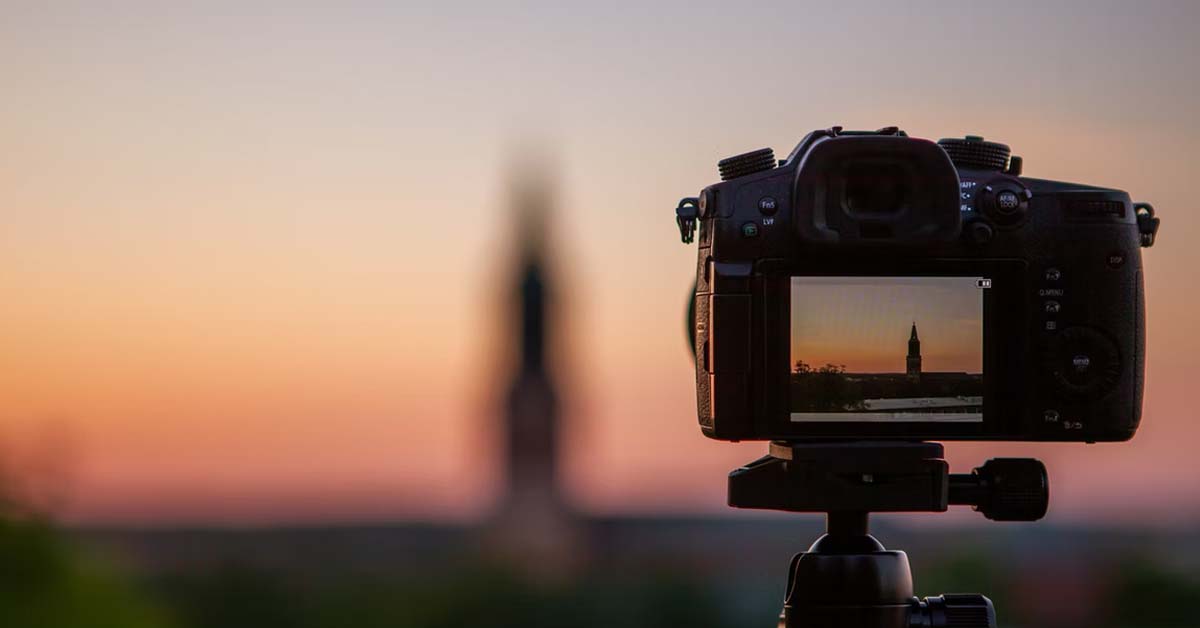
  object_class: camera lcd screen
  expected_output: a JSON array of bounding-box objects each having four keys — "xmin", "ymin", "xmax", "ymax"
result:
[{"xmin": 789, "ymin": 276, "xmax": 986, "ymax": 422}]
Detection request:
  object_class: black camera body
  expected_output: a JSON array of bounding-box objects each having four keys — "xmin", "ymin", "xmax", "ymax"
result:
[{"xmin": 680, "ymin": 127, "xmax": 1159, "ymax": 442}]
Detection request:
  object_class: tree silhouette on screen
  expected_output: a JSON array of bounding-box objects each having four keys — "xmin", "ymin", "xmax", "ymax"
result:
[{"xmin": 792, "ymin": 361, "xmax": 867, "ymax": 412}]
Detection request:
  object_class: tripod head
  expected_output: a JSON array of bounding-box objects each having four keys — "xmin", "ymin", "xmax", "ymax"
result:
[
  {"xmin": 730, "ymin": 441, "xmax": 1048, "ymax": 521},
  {"xmin": 729, "ymin": 442, "xmax": 1049, "ymax": 628}
]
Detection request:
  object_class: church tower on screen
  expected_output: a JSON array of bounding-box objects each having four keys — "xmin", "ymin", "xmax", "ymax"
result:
[{"xmin": 906, "ymin": 322, "xmax": 922, "ymax": 382}]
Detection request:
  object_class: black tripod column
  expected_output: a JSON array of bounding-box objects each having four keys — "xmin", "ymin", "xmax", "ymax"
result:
[{"xmin": 782, "ymin": 511, "xmax": 914, "ymax": 628}]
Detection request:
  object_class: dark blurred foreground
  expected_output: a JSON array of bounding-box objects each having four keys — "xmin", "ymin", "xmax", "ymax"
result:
[{"xmin": 4, "ymin": 513, "xmax": 1200, "ymax": 628}]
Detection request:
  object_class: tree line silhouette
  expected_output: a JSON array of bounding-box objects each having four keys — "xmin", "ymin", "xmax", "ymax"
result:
[
  {"xmin": 791, "ymin": 359, "xmax": 982, "ymax": 413},
  {"xmin": 791, "ymin": 361, "xmax": 867, "ymax": 412}
]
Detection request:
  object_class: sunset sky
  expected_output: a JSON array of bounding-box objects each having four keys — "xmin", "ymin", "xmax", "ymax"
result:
[
  {"xmin": 790, "ymin": 277, "xmax": 983, "ymax": 374},
  {"xmin": 1, "ymin": 1, "xmax": 1198, "ymax": 526}
]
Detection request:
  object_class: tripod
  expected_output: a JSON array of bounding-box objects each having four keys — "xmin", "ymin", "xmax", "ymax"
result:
[{"xmin": 728, "ymin": 442, "xmax": 1048, "ymax": 628}]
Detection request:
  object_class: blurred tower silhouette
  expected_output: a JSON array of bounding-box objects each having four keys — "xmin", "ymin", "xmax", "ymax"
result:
[
  {"xmin": 485, "ymin": 160, "xmax": 581, "ymax": 573},
  {"xmin": 503, "ymin": 177, "xmax": 564, "ymax": 517}
]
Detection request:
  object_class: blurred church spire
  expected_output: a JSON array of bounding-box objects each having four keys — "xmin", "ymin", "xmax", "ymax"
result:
[
  {"xmin": 503, "ymin": 162, "xmax": 562, "ymax": 514},
  {"xmin": 484, "ymin": 151, "xmax": 582, "ymax": 574}
]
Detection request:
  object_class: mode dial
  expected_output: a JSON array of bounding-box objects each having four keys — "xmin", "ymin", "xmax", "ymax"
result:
[
  {"xmin": 718, "ymin": 148, "xmax": 776, "ymax": 181},
  {"xmin": 938, "ymin": 136, "xmax": 1011, "ymax": 171}
]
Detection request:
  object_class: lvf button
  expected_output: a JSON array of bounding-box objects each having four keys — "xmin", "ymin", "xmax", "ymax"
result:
[{"xmin": 758, "ymin": 197, "xmax": 778, "ymax": 215}]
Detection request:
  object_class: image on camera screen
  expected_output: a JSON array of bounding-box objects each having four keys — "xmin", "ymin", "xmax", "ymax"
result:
[{"xmin": 789, "ymin": 276, "xmax": 986, "ymax": 422}]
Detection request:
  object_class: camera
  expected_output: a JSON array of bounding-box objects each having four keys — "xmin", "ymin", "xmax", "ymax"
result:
[{"xmin": 676, "ymin": 126, "xmax": 1160, "ymax": 442}]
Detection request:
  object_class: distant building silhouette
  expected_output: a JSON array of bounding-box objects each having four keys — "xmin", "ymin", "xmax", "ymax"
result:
[
  {"xmin": 502, "ymin": 214, "xmax": 562, "ymax": 517},
  {"xmin": 485, "ymin": 163, "xmax": 581, "ymax": 574},
  {"xmin": 906, "ymin": 322, "xmax": 922, "ymax": 382}
]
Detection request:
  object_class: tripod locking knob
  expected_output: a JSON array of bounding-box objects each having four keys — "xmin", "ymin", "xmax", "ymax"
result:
[
  {"xmin": 950, "ymin": 458, "xmax": 1049, "ymax": 522},
  {"xmin": 910, "ymin": 594, "xmax": 996, "ymax": 627}
]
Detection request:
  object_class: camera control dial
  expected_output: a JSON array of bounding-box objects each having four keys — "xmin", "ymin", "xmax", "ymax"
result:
[
  {"xmin": 938, "ymin": 136, "xmax": 1011, "ymax": 171},
  {"xmin": 977, "ymin": 181, "xmax": 1032, "ymax": 227},
  {"xmin": 1046, "ymin": 326, "xmax": 1122, "ymax": 398},
  {"xmin": 717, "ymin": 148, "xmax": 776, "ymax": 181}
]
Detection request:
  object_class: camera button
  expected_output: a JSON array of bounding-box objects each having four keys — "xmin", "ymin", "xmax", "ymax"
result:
[
  {"xmin": 996, "ymin": 190, "xmax": 1021, "ymax": 213},
  {"xmin": 758, "ymin": 196, "xmax": 778, "ymax": 215},
  {"xmin": 741, "ymin": 222, "xmax": 759, "ymax": 238},
  {"xmin": 1072, "ymin": 354, "xmax": 1092, "ymax": 373},
  {"xmin": 1044, "ymin": 268, "xmax": 1062, "ymax": 282},
  {"xmin": 1047, "ymin": 326, "xmax": 1121, "ymax": 397},
  {"xmin": 979, "ymin": 181, "xmax": 1030, "ymax": 227},
  {"xmin": 966, "ymin": 220, "xmax": 994, "ymax": 244}
]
